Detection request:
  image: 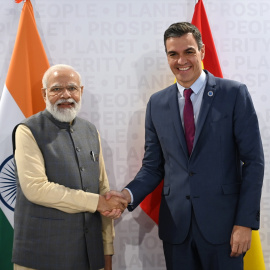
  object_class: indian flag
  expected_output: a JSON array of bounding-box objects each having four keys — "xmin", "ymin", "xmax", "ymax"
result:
[{"xmin": 0, "ymin": 0, "xmax": 49, "ymax": 269}]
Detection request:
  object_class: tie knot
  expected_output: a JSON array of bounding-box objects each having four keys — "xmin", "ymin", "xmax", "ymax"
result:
[{"xmin": 184, "ymin": 88, "xmax": 193, "ymax": 100}]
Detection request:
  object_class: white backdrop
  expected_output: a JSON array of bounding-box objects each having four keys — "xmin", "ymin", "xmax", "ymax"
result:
[{"xmin": 0, "ymin": 0, "xmax": 269, "ymax": 269}]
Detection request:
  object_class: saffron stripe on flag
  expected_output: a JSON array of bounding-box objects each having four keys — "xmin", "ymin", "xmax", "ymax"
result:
[{"xmin": 6, "ymin": 0, "xmax": 48, "ymax": 118}]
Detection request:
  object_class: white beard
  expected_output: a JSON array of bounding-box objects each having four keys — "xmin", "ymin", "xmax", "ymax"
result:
[{"xmin": 45, "ymin": 96, "xmax": 81, "ymax": 122}]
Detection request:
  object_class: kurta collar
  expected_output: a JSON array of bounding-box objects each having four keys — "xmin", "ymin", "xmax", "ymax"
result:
[{"xmin": 44, "ymin": 109, "xmax": 76, "ymax": 129}]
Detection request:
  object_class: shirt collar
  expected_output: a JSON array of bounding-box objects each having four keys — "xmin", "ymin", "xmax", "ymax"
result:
[{"xmin": 177, "ymin": 70, "xmax": 206, "ymax": 97}]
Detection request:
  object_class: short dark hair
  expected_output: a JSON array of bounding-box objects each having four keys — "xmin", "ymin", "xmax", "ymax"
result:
[{"xmin": 164, "ymin": 22, "xmax": 203, "ymax": 52}]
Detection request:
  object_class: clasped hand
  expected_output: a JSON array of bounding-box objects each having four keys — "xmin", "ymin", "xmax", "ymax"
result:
[{"xmin": 97, "ymin": 190, "xmax": 129, "ymax": 219}]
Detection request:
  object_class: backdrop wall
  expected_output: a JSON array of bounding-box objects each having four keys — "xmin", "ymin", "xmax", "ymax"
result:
[{"xmin": 0, "ymin": 0, "xmax": 269, "ymax": 269}]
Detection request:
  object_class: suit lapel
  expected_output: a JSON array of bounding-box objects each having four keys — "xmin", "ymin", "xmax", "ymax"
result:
[
  {"xmin": 193, "ymin": 71, "xmax": 217, "ymax": 150},
  {"xmin": 168, "ymin": 84, "xmax": 189, "ymax": 157}
]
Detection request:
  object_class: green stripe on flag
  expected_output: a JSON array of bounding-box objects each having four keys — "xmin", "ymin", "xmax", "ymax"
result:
[{"xmin": 0, "ymin": 209, "xmax": 13, "ymax": 270}]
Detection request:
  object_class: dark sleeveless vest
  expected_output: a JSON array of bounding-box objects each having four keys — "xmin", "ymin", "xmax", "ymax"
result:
[{"xmin": 12, "ymin": 110, "xmax": 104, "ymax": 270}]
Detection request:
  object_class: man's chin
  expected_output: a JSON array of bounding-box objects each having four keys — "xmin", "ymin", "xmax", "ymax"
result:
[
  {"xmin": 45, "ymin": 98, "xmax": 81, "ymax": 123},
  {"xmin": 50, "ymin": 108, "xmax": 77, "ymax": 123},
  {"xmin": 57, "ymin": 104, "xmax": 75, "ymax": 110},
  {"xmin": 57, "ymin": 107, "xmax": 74, "ymax": 113}
]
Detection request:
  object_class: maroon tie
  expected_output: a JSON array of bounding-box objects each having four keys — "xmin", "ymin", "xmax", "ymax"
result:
[{"xmin": 184, "ymin": 88, "xmax": 195, "ymax": 155}]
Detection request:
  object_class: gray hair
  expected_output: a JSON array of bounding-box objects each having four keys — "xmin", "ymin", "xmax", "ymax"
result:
[{"xmin": 42, "ymin": 64, "xmax": 82, "ymax": 89}]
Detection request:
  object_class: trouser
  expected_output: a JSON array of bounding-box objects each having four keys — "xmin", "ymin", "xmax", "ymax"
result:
[{"xmin": 163, "ymin": 212, "xmax": 244, "ymax": 270}]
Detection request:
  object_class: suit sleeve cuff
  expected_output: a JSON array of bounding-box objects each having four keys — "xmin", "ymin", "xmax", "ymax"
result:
[{"xmin": 124, "ymin": 188, "xmax": 134, "ymax": 204}]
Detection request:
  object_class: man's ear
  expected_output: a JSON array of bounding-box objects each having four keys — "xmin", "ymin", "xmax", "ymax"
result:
[
  {"xmin": 200, "ymin": 44, "xmax": 205, "ymax": 60},
  {"xmin": 41, "ymin": 88, "xmax": 47, "ymax": 102},
  {"xmin": 80, "ymin": 86, "xmax": 84, "ymax": 95}
]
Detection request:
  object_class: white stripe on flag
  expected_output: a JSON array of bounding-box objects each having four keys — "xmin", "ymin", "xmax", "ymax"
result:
[{"xmin": 0, "ymin": 85, "xmax": 25, "ymax": 227}]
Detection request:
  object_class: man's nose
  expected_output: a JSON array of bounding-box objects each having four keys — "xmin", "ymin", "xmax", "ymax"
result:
[
  {"xmin": 177, "ymin": 55, "xmax": 187, "ymax": 65},
  {"xmin": 61, "ymin": 88, "xmax": 72, "ymax": 98}
]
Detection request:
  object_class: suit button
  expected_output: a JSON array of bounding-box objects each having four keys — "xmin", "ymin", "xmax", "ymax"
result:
[
  {"xmin": 76, "ymin": 147, "xmax": 80, "ymax": 152},
  {"xmin": 84, "ymin": 228, "xmax": 89, "ymax": 233},
  {"xmin": 189, "ymin": 172, "xmax": 194, "ymax": 176},
  {"xmin": 80, "ymin": 167, "xmax": 84, "ymax": 171},
  {"xmin": 186, "ymin": 196, "xmax": 190, "ymax": 200}
]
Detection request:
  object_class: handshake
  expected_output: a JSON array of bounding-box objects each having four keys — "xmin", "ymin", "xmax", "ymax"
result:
[{"xmin": 97, "ymin": 190, "xmax": 131, "ymax": 219}]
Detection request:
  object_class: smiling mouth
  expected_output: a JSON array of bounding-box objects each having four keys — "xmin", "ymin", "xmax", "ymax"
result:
[
  {"xmin": 57, "ymin": 102, "xmax": 74, "ymax": 108},
  {"xmin": 177, "ymin": 67, "xmax": 191, "ymax": 71}
]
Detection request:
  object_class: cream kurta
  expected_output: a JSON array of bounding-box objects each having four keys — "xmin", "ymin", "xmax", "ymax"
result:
[{"xmin": 14, "ymin": 124, "xmax": 114, "ymax": 270}]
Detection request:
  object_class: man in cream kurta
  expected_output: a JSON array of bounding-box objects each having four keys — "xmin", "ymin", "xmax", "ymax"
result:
[
  {"xmin": 14, "ymin": 126, "xmax": 113, "ymax": 270},
  {"xmin": 12, "ymin": 64, "xmax": 127, "ymax": 270}
]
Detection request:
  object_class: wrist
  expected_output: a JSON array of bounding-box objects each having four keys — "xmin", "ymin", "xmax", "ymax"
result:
[
  {"xmin": 97, "ymin": 195, "xmax": 105, "ymax": 212},
  {"xmin": 121, "ymin": 189, "xmax": 131, "ymax": 204}
]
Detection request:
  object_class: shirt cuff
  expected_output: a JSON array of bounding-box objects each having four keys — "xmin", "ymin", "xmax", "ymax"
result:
[
  {"xmin": 124, "ymin": 188, "xmax": 134, "ymax": 204},
  {"xmin": 103, "ymin": 243, "xmax": 114, "ymax": 255},
  {"xmin": 85, "ymin": 193, "xmax": 100, "ymax": 213}
]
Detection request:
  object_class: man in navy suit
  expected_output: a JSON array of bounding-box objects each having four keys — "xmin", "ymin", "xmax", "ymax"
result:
[{"xmin": 106, "ymin": 22, "xmax": 264, "ymax": 269}]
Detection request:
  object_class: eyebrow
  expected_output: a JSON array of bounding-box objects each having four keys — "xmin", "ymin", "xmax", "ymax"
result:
[
  {"xmin": 167, "ymin": 46, "xmax": 197, "ymax": 55},
  {"xmin": 185, "ymin": 47, "xmax": 196, "ymax": 51},
  {"xmin": 50, "ymin": 83, "xmax": 78, "ymax": 88},
  {"xmin": 166, "ymin": 50, "xmax": 177, "ymax": 55}
]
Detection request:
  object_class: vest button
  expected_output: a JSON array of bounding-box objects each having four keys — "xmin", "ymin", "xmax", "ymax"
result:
[
  {"xmin": 80, "ymin": 167, "xmax": 84, "ymax": 171},
  {"xmin": 76, "ymin": 147, "xmax": 80, "ymax": 152},
  {"xmin": 84, "ymin": 228, "xmax": 89, "ymax": 233},
  {"xmin": 70, "ymin": 128, "xmax": 74, "ymax": 133}
]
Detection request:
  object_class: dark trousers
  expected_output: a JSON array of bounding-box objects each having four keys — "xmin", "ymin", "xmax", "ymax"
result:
[{"xmin": 163, "ymin": 212, "xmax": 244, "ymax": 270}]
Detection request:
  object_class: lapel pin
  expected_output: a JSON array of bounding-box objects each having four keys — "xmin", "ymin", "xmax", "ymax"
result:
[{"xmin": 208, "ymin": 91, "xmax": 214, "ymax": 97}]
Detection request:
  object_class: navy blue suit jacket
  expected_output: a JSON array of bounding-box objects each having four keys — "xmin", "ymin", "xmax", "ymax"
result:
[{"xmin": 126, "ymin": 70, "xmax": 264, "ymax": 245}]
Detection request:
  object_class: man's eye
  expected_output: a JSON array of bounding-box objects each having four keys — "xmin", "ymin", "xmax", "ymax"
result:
[
  {"xmin": 68, "ymin": 87, "xmax": 77, "ymax": 91},
  {"xmin": 51, "ymin": 87, "xmax": 62, "ymax": 92}
]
